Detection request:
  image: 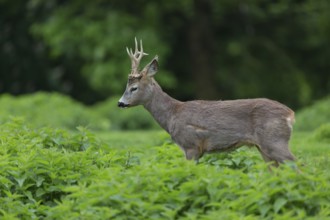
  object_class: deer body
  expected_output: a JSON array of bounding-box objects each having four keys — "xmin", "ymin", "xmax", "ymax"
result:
[{"xmin": 119, "ymin": 39, "xmax": 295, "ymax": 165}]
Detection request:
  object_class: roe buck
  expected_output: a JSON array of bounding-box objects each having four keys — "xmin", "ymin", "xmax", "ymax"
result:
[{"xmin": 118, "ymin": 38, "xmax": 296, "ymax": 166}]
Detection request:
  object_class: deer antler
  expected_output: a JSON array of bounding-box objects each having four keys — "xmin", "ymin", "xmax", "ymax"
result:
[{"xmin": 127, "ymin": 37, "xmax": 148, "ymax": 77}]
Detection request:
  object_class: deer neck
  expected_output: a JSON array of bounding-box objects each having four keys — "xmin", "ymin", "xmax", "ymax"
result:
[{"xmin": 143, "ymin": 80, "xmax": 181, "ymax": 132}]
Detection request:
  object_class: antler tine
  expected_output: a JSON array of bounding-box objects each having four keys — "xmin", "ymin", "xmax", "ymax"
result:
[
  {"xmin": 134, "ymin": 37, "xmax": 138, "ymax": 56},
  {"xmin": 126, "ymin": 47, "xmax": 131, "ymax": 58},
  {"xmin": 137, "ymin": 39, "xmax": 143, "ymax": 62},
  {"xmin": 127, "ymin": 38, "xmax": 148, "ymax": 75}
]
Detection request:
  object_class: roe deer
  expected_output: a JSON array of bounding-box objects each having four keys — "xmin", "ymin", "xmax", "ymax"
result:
[{"xmin": 118, "ymin": 38, "xmax": 296, "ymax": 166}]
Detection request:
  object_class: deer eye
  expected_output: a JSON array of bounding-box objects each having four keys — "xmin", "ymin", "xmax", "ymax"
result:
[{"xmin": 130, "ymin": 87, "xmax": 138, "ymax": 93}]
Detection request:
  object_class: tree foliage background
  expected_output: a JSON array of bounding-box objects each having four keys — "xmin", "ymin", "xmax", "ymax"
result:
[{"xmin": 1, "ymin": 0, "xmax": 329, "ymax": 108}]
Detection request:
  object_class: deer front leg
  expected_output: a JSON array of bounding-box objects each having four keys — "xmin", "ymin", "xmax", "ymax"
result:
[
  {"xmin": 184, "ymin": 148, "xmax": 201, "ymax": 164},
  {"xmin": 184, "ymin": 148, "xmax": 199, "ymax": 160},
  {"xmin": 183, "ymin": 147, "xmax": 204, "ymax": 164},
  {"xmin": 181, "ymin": 138, "xmax": 207, "ymax": 164}
]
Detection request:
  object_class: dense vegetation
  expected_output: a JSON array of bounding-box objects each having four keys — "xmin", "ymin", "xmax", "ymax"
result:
[
  {"xmin": 1, "ymin": 0, "xmax": 330, "ymax": 108},
  {"xmin": 295, "ymin": 96, "xmax": 330, "ymax": 131},
  {"xmin": 0, "ymin": 93, "xmax": 330, "ymax": 219},
  {"xmin": 0, "ymin": 93, "xmax": 158, "ymax": 131}
]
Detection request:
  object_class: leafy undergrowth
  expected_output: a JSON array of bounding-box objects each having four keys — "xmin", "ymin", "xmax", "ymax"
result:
[
  {"xmin": 311, "ymin": 123, "xmax": 330, "ymax": 143},
  {"xmin": 0, "ymin": 93, "xmax": 110, "ymax": 131},
  {"xmin": 0, "ymin": 119, "xmax": 330, "ymax": 219},
  {"xmin": 295, "ymin": 95, "xmax": 330, "ymax": 131},
  {"xmin": 0, "ymin": 92, "xmax": 159, "ymax": 131}
]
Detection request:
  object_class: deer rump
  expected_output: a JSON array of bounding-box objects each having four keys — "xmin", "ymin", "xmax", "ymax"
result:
[{"xmin": 168, "ymin": 98, "xmax": 295, "ymax": 163}]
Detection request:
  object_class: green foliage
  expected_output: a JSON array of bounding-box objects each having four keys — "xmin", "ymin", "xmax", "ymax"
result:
[
  {"xmin": 295, "ymin": 96, "xmax": 330, "ymax": 131},
  {"xmin": 0, "ymin": 118, "xmax": 330, "ymax": 219},
  {"xmin": 0, "ymin": 92, "xmax": 163, "ymax": 130},
  {"xmin": 0, "ymin": 118, "xmax": 114, "ymax": 219},
  {"xmin": 0, "ymin": 92, "xmax": 159, "ymax": 131},
  {"xmin": 30, "ymin": 1, "xmax": 175, "ymax": 97},
  {"xmin": 93, "ymin": 96, "xmax": 160, "ymax": 130},
  {"xmin": 0, "ymin": 92, "xmax": 110, "ymax": 130},
  {"xmin": 311, "ymin": 123, "xmax": 330, "ymax": 143}
]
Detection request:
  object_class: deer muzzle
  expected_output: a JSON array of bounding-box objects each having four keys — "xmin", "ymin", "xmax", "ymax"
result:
[{"xmin": 118, "ymin": 101, "xmax": 130, "ymax": 108}]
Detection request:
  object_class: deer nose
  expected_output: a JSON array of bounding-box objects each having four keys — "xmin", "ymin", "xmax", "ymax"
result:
[
  {"xmin": 118, "ymin": 102, "xmax": 125, "ymax": 107},
  {"xmin": 118, "ymin": 102, "xmax": 129, "ymax": 108}
]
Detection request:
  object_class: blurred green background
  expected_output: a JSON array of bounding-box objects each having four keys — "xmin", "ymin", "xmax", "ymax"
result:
[{"xmin": 1, "ymin": 0, "xmax": 330, "ymax": 127}]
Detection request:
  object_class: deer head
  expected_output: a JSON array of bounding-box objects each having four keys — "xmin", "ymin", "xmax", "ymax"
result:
[{"xmin": 118, "ymin": 38, "xmax": 159, "ymax": 108}]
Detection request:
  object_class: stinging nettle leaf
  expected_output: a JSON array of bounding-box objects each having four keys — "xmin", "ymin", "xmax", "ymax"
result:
[{"xmin": 274, "ymin": 197, "xmax": 287, "ymax": 214}]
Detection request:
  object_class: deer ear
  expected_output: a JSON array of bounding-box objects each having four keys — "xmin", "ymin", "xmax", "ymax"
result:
[{"xmin": 145, "ymin": 56, "xmax": 158, "ymax": 77}]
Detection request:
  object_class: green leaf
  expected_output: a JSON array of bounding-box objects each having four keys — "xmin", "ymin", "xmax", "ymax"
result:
[
  {"xmin": 15, "ymin": 175, "xmax": 27, "ymax": 188},
  {"xmin": 273, "ymin": 197, "xmax": 287, "ymax": 213},
  {"xmin": 36, "ymin": 176, "xmax": 45, "ymax": 187},
  {"xmin": 36, "ymin": 188, "xmax": 46, "ymax": 198},
  {"xmin": 258, "ymin": 204, "xmax": 271, "ymax": 217}
]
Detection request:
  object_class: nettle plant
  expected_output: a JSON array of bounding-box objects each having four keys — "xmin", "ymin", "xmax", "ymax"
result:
[
  {"xmin": 0, "ymin": 118, "xmax": 122, "ymax": 218},
  {"xmin": 0, "ymin": 118, "xmax": 330, "ymax": 219}
]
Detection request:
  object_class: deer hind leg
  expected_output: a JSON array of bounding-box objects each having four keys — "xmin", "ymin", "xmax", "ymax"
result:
[
  {"xmin": 256, "ymin": 146, "xmax": 279, "ymax": 167},
  {"xmin": 258, "ymin": 140, "xmax": 295, "ymax": 165},
  {"xmin": 256, "ymin": 118, "xmax": 295, "ymax": 165}
]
